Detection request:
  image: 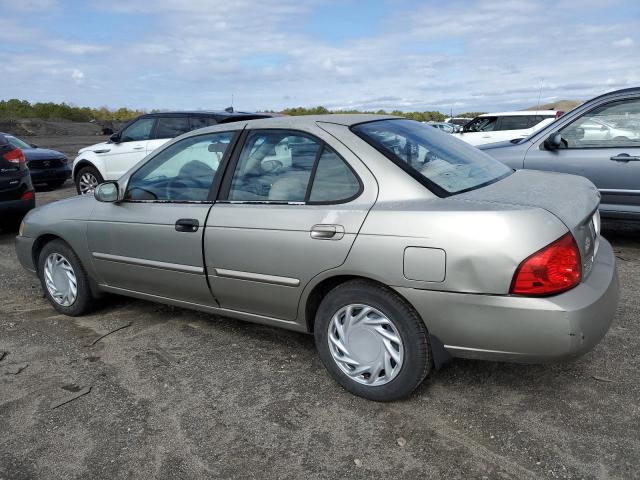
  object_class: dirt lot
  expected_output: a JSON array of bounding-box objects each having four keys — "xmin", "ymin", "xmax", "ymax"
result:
[{"xmin": 1, "ymin": 137, "xmax": 639, "ymax": 480}]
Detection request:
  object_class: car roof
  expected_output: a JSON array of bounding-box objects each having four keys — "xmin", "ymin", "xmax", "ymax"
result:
[
  {"xmin": 479, "ymin": 110, "xmax": 558, "ymax": 117},
  {"xmin": 140, "ymin": 110, "xmax": 269, "ymax": 118},
  {"xmin": 240, "ymin": 113, "xmax": 399, "ymax": 128}
]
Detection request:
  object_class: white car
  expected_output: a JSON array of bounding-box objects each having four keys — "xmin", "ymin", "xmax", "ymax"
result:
[
  {"xmin": 452, "ymin": 110, "xmax": 562, "ymax": 146},
  {"xmin": 72, "ymin": 111, "xmax": 269, "ymax": 194}
]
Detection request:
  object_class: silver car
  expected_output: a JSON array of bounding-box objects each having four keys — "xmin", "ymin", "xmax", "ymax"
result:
[{"xmin": 15, "ymin": 115, "xmax": 619, "ymax": 401}]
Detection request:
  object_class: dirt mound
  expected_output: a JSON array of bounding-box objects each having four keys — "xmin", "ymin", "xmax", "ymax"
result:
[
  {"xmin": 0, "ymin": 119, "xmax": 125, "ymax": 137},
  {"xmin": 524, "ymin": 100, "xmax": 582, "ymax": 112}
]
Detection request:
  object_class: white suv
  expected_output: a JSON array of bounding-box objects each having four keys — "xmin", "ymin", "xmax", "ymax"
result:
[
  {"xmin": 73, "ymin": 111, "xmax": 269, "ymax": 194},
  {"xmin": 452, "ymin": 110, "xmax": 562, "ymax": 146}
]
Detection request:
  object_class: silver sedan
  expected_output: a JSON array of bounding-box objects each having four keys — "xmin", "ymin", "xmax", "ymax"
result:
[{"xmin": 15, "ymin": 115, "xmax": 619, "ymax": 401}]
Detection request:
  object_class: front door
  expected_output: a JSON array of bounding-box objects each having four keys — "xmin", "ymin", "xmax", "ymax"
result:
[
  {"xmin": 87, "ymin": 130, "xmax": 239, "ymax": 305},
  {"xmin": 524, "ymin": 98, "xmax": 640, "ymax": 214},
  {"xmin": 205, "ymin": 128, "xmax": 376, "ymax": 321}
]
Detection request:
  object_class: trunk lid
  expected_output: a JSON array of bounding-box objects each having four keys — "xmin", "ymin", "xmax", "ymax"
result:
[{"xmin": 457, "ymin": 169, "xmax": 601, "ymax": 278}]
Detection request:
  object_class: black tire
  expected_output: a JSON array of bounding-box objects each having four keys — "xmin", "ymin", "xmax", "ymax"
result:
[
  {"xmin": 74, "ymin": 165, "xmax": 103, "ymax": 195},
  {"xmin": 37, "ymin": 239, "xmax": 94, "ymax": 316},
  {"xmin": 314, "ymin": 280, "xmax": 431, "ymax": 401}
]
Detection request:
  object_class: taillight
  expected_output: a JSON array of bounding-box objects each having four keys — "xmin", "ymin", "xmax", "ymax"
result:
[
  {"xmin": 511, "ymin": 232, "xmax": 581, "ymax": 296},
  {"xmin": 3, "ymin": 147, "xmax": 25, "ymax": 165},
  {"xmin": 21, "ymin": 190, "xmax": 35, "ymax": 201}
]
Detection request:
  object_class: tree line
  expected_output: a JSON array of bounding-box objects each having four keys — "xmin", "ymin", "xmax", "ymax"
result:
[
  {"xmin": 0, "ymin": 99, "xmax": 485, "ymax": 123},
  {"xmin": 0, "ymin": 99, "xmax": 145, "ymax": 122}
]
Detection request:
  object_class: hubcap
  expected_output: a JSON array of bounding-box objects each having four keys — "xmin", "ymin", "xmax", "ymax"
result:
[
  {"xmin": 327, "ymin": 304, "xmax": 404, "ymax": 386},
  {"xmin": 44, "ymin": 253, "xmax": 78, "ymax": 307},
  {"xmin": 79, "ymin": 172, "xmax": 98, "ymax": 194}
]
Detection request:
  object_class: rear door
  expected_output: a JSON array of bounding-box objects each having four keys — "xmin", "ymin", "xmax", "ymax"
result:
[
  {"xmin": 87, "ymin": 129, "xmax": 240, "ymax": 304},
  {"xmin": 523, "ymin": 98, "xmax": 640, "ymax": 214},
  {"xmin": 101, "ymin": 117, "xmax": 156, "ymax": 179},
  {"xmin": 205, "ymin": 127, "xmax": 376, "ymax": 322}
]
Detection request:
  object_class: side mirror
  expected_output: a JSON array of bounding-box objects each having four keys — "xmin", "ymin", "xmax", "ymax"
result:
[
  {"xmin": 102, "ymin": 127, "xmax": 114, "ymax": 136},
  {"xmin": 109, "ymin": 132, "xmax": 121, "ymax": 143},
  {"xmin": 543, "ymin": 132, "xmax": 563, "ymax": 151},
  {"xmin": 94, "ymin": 181, "xmax": 120, "ymax": 203}
]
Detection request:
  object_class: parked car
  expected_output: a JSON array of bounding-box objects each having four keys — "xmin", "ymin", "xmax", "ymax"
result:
[
  {"xmin": 72, "ymin": 110, "xmax": 271, "ymax": 194},
  {"xmin": 0, "ymin": 133, "xmax": 35, "ymax": 231},
  {"xmin": 17, "ymin": 115, "xmax": 618, "ymax": 401},
  {"xmin": 426, "ymin": 122, "xmax": 457, "ymax": 133},
  {"xmin": 481, "ymin": 87, "xmax": 640, "ymax": 220},
  {"xmin": 452, "ymin": 110, "xmax": 562, "ymax": 146},
  {"xmin": 1, "ymin": 133, "xmax": 70, "ymax": 187}
]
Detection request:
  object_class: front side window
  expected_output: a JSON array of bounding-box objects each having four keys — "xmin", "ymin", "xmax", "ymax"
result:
[
  {"xmin": 121, "ymin": 118, "xmax": 155, "ymax": 142},
  {"xmin": 125, "ymin": 131, "xmax": 235, "ymax": 202},
  {"xmin": 154, "ymin": 116, "xmax": 191, "ymax": 139},
  {"xmin": 353, "ymin": 119, "xmax": 511, "ymax": 196},
  {"xmin": 560, "ymin": 99, "xmax": 640, "ymax": 148}
]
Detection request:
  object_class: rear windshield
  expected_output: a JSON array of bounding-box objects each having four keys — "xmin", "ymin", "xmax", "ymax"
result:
[{"xmin": 352, "ymin": 119, "xmax": 512, "ymax": 196}]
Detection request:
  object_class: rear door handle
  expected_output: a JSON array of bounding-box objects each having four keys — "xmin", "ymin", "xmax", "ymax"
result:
[
  {"xmin": 610, "ymin": 153, "xmax": 640, "ymax": 162},
  {"xmin": 175, "ymin": 218, "xmax": 199, "ymax": 232},
  {"xmin": 132, "ymin": 146, "xmax": 145, "ymax": 150},
  {"xmin": 311, "ymin": 224, "xmax": 344, "ymax": 240}
]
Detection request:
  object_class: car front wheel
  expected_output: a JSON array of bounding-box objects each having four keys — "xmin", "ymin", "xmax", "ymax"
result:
[
  {"xmin": 75, "ymin": 165, "xmax": 103, "ymax": 195},
  {"xmin": 314, "ymin": 280, "xmax": 432, "ymax": 401}
]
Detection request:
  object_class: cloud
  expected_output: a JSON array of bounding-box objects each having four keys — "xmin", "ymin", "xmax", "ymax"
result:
[
  {"xmin": 1, "ymin": 0, "xmax": 639, "ymax": 112},
  {"xmin": 612, "ymin": 37, "xmax": 635, "ymax": 47}
]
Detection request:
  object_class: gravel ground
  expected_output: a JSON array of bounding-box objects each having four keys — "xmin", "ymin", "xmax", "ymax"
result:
[{"xmin": 1, "ymin": 137, "xmax": 639, "ymax": 479}]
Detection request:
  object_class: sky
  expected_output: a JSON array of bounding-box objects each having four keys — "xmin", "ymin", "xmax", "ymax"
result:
[{"xmin": 1, "ymin": 0, "xmax": 639, "ymax": 114}]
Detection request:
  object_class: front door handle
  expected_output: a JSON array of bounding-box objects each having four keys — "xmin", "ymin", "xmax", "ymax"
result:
[
  {"xmin": 175, "ymin": 218, "xmax": 199, "ymax": 232},
  {"xmin": 610, "ymin": 153, "xmax": 640, "ymax": 162},
  {"xmin": 311, "ymin": 224, "xmax": 344, "ymax": 240},
  {"xmin": 132, "ymin": 146, "xmax": 145, "ymax": 150}
]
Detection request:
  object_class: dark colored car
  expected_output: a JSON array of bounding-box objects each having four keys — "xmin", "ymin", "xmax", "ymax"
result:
[
  {"xmin": 481, "ymin": 87, "xmax": 640, "ymax": 220},
  {"xmin": 73, "ymin": 110, "xmax": 273, "ymax": 194},
  {"xmin": 1, "ymin": 133, "xmax": 71, "ymax": 187},
  {"xmin": 0, "ymin": 133, "xmax": 35, "ymax": 231}
]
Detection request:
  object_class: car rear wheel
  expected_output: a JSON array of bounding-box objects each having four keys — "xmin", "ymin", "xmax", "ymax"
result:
[
  {"xmin": 37, "ymin": 239, "xmax": 93, "ymax": 316},
  {"xmin": 314, "ymin": 280, "xmax": 432, "ymax": 401},
  {"xmin": 75, "ymin": 165, "xmax": 103, "ymax": 195}
]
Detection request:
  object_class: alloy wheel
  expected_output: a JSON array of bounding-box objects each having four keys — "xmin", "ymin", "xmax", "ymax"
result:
[{"xmin": 79, "ymin": 172, "xmax": 98, "ymax": 194}]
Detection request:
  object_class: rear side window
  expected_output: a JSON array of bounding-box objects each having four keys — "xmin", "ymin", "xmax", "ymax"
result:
[
  {"xmin": 154, "ymin": 116, "xmax": 191, "ymax": 139},
  {"xmin": 353, "ymin": 119, "xmax": 511, "ymax": 196},
  {"xmin": 190, "ymin": 116, "xmax": 218, "ymax": 130},
  {"xmin": 226, "ymin": 130, "xmax": 361, "ymax": 204},
  {"xmin": 498, "ymin": 116, "xmax": 540, "ymax": 130},
  {"xmin": 309, "ymin": 148, "xmax": 360, "ymax": 202}
]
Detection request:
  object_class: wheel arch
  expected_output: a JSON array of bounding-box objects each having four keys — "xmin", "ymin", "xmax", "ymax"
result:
[
  {"xmin": 31, "ymin": 232, "xmax": 103, "ymax": 298},
  {"xmin": 302, "ymin": 273, "xmax": 451, "ymax": 369},
  {"xmin": 73, "ymin": 156, "xmax": 105, "ymax": 182}
]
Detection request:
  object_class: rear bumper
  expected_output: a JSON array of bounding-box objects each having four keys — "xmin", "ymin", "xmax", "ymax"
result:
[
  {"xmin": 396, "ymin": 238, "xmax": 619, "ymax": 363},
  {"xmin": 0, "ymin": 197, "xmax": 35, "ymax": 216}
]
